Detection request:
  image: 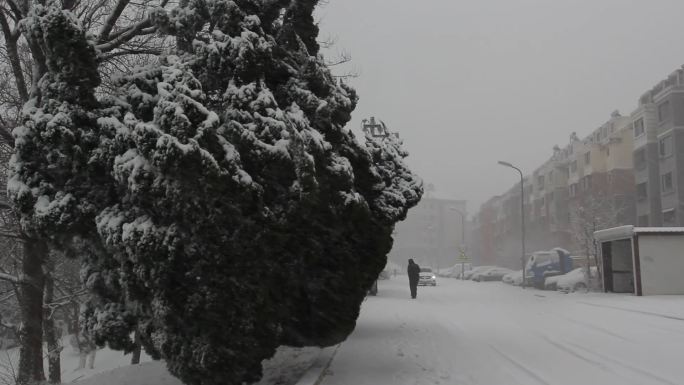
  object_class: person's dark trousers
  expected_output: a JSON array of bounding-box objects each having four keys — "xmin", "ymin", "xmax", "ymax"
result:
[{"xmin": 410, "ymin": 282, "xmax": 417, "ymax": 298}]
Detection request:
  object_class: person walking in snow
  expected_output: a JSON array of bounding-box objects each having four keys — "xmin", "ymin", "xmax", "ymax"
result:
[{"xmin": 407, "ymin": 259, "xmax": 420, "ymax": 299}]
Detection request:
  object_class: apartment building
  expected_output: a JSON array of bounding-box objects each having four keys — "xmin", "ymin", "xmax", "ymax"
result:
[
  {"xmin": 632, "ymin": 67, "xmax": 684, "ymax": 226},
  {"xmin": 472, "ymin": 112, "xmax": 635, "ymax": 263},
  {"xmin": 390, "ymin": 188, "xmax": 467, "ymax": 270},
  {"xmin": 471, "ymin": 64, "xmax": 684, "ymax": 264}
]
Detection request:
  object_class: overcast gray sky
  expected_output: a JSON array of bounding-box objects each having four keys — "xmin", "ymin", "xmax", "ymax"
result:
[{"xmin": 316, "ymin": 0, "xmax": 684, "ymax": 213}]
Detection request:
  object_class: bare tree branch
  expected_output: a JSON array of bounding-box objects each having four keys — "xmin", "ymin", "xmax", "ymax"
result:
[
  {"xmin": 0, "ymin": 10, "xmax": 27, "ymax": 104},
  {"xmin": 3, "ymin": 0, "xmax": 23, "ymax": 21},
  {"xmin": 0, "ymin": 271, "xmax": 23, "ymax": 284},
  {"xmin": 99, "ymin": 46, "xmax": 161, "ymax": 61},
  {"xmin": 95, "ymin": 18, "xmax": 154, "ymax": 53},
  {"xmin": 325, "ymin": 50, "xmax": 350, "ymax": 67},
  {"xmin": 0, "ymin": 229, "xmax": 23, "ymax": 239},
  {"xmin": 0, "ymin": 290, "xmax": 15, "ymax": 302},
  {"xmin": 98, "ymin": 0, "xmax": 131, "ymax": 42},
  {"xmin": 81, "ymin": 0, "xmax": 109, "ymax": 30},
  {"xmin": 45, "ymin": 288, "xmax": 87, "ymax": 306}
]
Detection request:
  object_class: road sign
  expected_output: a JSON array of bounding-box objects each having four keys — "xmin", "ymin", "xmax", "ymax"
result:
[{"xmin": 456, "ymin": 250, "xmax": 471, "ymax": 280}]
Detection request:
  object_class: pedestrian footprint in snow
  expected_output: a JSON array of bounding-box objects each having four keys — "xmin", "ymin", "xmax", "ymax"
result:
[{"xmin": 407, "ymin": 259, "xmax": 420, "ymax": 299}]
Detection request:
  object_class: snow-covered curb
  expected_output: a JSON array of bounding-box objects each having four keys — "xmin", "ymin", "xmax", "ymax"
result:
[{"xmin": 293, "ymin": 344, "xmax": 340, "ymax": 385}]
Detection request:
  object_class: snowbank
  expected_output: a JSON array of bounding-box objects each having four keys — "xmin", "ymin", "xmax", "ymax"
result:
[
  {"xmin": 0, "ymin": 336, "xmax": 153, "ymax": 384},
  {"xmin": 1, "ymin": 343, "xmax": 323, "ymax": 385},
  {"xmin": 75, "ymin": 361, "xmax": 181, "ymax": 385},
  {"xmin": 0, "ymin": 339, "xmax": 321, "ymax": 385}
]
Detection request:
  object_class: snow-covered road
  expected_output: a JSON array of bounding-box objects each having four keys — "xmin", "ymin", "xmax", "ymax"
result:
[{"xmin": 320, "ymin": 276, "xmax": 684, "ymax": 385}]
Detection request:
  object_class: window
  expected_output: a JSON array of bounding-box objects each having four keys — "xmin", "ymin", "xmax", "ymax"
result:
[
  {"xmin": 661, "ymin": 172, "xmax": 674, "ymax": 193},
  {"xmin": 634, "ymin": 118, "xmax": 645, "ymax": 137},
  {"xmin": 569, "ymin": 183, "xmax": 577, "ymax": 197},
  {"xmin": 581, "ymin": 175, "xmax": 592, "ymax": 191},
  {"xmin": 659, "ymin": 135, "xmax": 673, "ymax": 157},
  {"xmin": 638, "ymin": 215, "xmax": 649, "ymax": 226},
  {"xmin": 658, "ymin": 100, "xmax": 671, "ymax": 122},
  {"xmin": 637, "ymin": 182, "xmax": 648, "ymax": 201},
  {"xmin": 634, "ymin": 148, "xmax": 647, "ymax": 170},
  {"xmin": 584, "ymin": 152, "xmax": 590, "ymax": 164},
  {"xmin": 570, "ymin": 161, "xmax": 577, "ymax": 173},
  {"xmin": 538, "ymin": 175, "xmax": 544, "ymax": 186},
  {"xmin": 663, "ymin": 209, "xmax": 677, "ymax": 225}
]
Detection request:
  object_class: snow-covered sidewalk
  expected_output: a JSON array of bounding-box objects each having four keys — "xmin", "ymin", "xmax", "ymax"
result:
[
  {"xmin": 0, "ymin": 338, "xmax": 322, "ymax": 385},
  {"xmin": 320, "ymin": 276, "xmax": 684, "ymax": 385}
]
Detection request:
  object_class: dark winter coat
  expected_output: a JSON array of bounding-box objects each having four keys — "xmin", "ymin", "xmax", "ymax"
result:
[{"xmin": 407, "ymin": 262, "xmax": 420, "ymax": 285}]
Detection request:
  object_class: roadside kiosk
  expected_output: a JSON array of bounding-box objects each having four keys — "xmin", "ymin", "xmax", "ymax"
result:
[{"xmin": 594, "ymin": 225, "xmax": 684, "ymax": 296}]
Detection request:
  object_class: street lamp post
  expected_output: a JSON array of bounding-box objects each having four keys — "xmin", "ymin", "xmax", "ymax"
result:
[{"xmin": 497, "ymin": 161, "xmax": 526, "ymax": 289}]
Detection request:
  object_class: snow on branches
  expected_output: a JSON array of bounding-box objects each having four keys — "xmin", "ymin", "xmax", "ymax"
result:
[{"xmin": 7, "ymin": 1, "xmax": 423, "ymax": 385}]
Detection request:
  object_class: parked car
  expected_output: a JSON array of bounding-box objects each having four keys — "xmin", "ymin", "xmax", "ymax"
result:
[
  {"xmin": 463, "ymin": 266, "xmax": 494, "ymax": 280},
  {"xmin": 557, "ymin": 267, "xmax": 598, "ymax": 293},
  {"xmin": 438, "ymin": 263, "xmax": 472, "ymax": 278},
  {"xmin": 472, "ymin": 267, "xmax": 513, "ymax": 282},
  {"xmin": 418, "ymin": 267, "xmax": 437, "ymax": 286},
  {"xmin": 437, "ymin": 266, "xmax": 454, "ymax": 278},
  {"xmin": 524, "ymin": 248, "xmax": 573, "ymax": 289},
  {"xmin": 502, "ymin": 270, "xmax": 523, "ymax": 285},
  {"xmin": 544, "ymin": 274, "xmax": 563, "ymax": 291}
]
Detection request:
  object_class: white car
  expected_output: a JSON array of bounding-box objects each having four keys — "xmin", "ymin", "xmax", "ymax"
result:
[
  {"xmin": 438, "ymin": 264, "xmax": 473, "ymax": 278},
  {"xmin": 463, "ymin": 266, "xmax": 494, "ymax": 280},
  {"xmin": 502, "ymin": 270, "xmax": 523, "ymax": 285},
  {"xmin": 437, "ymin": 267, "xmax": 454, "ymax": 277},
  {"xmin": 418, "ymin": 267, "xmax": 437, "ymax": 286},
  {"xmin": 556, "ymin": 267, "xmax": 598, "ymax": 293},
  {"xmin": 472, "ymin": 267, "xmax": 513, "ymax": 282},
  {"xmin": 543, "ymin": 274, "xmax": 564, "ymax": 290}
]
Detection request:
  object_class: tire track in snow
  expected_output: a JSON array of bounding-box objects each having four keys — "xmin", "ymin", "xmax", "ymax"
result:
[
  {"xmin": 540, "ymin": 335, "xmax": 645, "ymax": 385},
  {"xmin": 541, "ymin": 335, "xmax": 611, "ymax": 369},
  {"xmin": 488, "ymin": 345, "xmax": 550, "ymax": 385},
  {"xmin": 642, "ymin": 322, "xmax": 684, "ymax": 336},
  {"xmin": 556, "ymin": 315, "xmax": 633, "ymax": 342},
  {"xmin": 566, "ymin": 341, "xmax": 679, "ymax": 385},
  {"xmin": 578, "ymin": 302, "xmax": 684, "ymax": 322}
]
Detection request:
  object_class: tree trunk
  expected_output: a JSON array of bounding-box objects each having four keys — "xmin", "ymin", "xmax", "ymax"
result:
[
  {"xmin": 70, "ymin": 301, "xmax": 80, "ymax": 334},
  {"xmin": 131, "ymin": 329, "xmax": 142, "ymax": 365},
  {"xmin": 44, "ymin": 267, "xmax": 62, "ymax": 384},
  {"xmin": 78, "ymin": 352, "xmax": 87, "ymax": 370},
  {"xmin": 87, "ymin": 349, "xmax": 96, "ymax": 369},
  {"xmin": 16, "ymin": 240, "xmax": 47, "ymax": 385}
]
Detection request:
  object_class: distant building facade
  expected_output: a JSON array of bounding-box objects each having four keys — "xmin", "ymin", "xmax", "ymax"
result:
[
  {"xmin": 632, "ymin": 67, "xmax": 684, "ymax": 226},
  {"xmin": 474, "ymin": 66, "xmax": 684, "ymax": 265},
  {"xmin": 473, "ymin": 111, "xmax": 636, "ymax": 266},
  {"xmin": 390, "ymin": 188, "xmax": 467, "ymax": 271}
]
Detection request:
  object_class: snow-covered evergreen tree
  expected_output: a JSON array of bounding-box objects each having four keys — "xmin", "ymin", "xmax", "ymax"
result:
[
  {"xmin": 7, "ymin": 7, "xmax": 116, "ymax": 384},
  {"xmin": 9, "ymin": 1, "xmax": 423, "ymax": 384}
]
